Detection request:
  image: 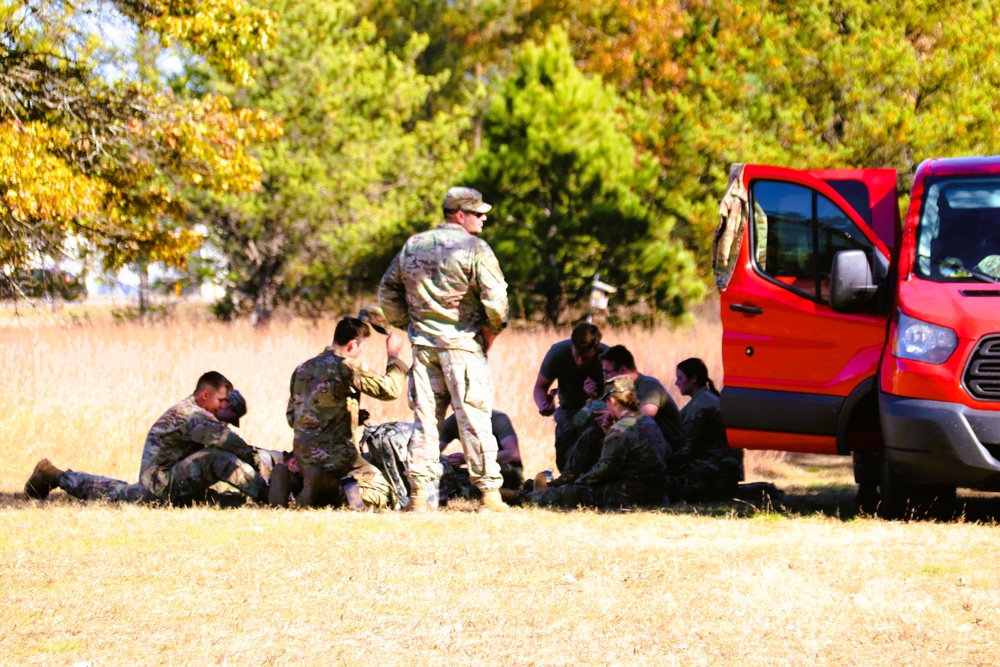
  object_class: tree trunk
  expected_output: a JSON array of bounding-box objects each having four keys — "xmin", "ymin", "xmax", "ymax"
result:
[
  {"xmin": 137, "ymin": 260, "xmax": 149, "ymax": 317},
  {"xmin": 249, "ymin": 258, "xmax": 282, "ymax": 328}
]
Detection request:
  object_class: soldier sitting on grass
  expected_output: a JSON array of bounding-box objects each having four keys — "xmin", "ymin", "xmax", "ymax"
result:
[
  {"xmin": 285, "ymin": 313, "xmax": 409, "ymax": 510},
  {"xmin": 512, "ymin": 375, "xmax": 671, "ymax": 509},
  {"xmin": 26, "ymin": 378, "xmax": 272, "ymax": 506}
]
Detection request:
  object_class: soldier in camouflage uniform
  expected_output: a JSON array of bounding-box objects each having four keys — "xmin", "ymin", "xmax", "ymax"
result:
[
  {"xmin": 26, "ymin": 379, "xmax": 270, "ymax": 506},
  {"xmin": 518, "ymin": 375, "xmax": 670, "ymax": 509},
  {"xmin": 286, "ymin": 316, "xmax": 408, "ymax": 509},
  {"xmin": 668, "ymin": 358, "xmax": 744, "ymax": 502},
  {"xmin": 378, "ymin": 186, "xmax": 509, "ymax": 512}
]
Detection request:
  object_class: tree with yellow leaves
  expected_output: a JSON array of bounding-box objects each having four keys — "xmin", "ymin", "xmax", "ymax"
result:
[{"xmin": 0, "ymin": 0, "xmax": 280, "ymax": 299}]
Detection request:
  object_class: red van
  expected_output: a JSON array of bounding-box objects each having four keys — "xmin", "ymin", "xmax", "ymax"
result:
[{"xmin": 714, "ymin": 157, "xmax": 1000, "ymax": 518}]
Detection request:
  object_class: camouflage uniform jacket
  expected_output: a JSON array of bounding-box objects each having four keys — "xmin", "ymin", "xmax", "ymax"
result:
[
  {"xmin": 378, "ymin": 222, "xmax": 508, "ymax": 351},
  {"xmin": 286, "ymin": 348, "xmax": 408, "ymax": 476},
  {"xmin": 578, "ymin": 413, "xmax": 670, "ymax": 502},
  {"xmin": 670, "ymin": 388, "xmax": 734, "ymax": 466},
  {"xmin": 139, "ymin": 395, "xmax": 258, "ymax": 500}
]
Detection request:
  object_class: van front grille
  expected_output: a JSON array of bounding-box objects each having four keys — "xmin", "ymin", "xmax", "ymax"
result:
[{"xmin": 964, "ymin": 335, "xmax": 1000, "ymax": 401}]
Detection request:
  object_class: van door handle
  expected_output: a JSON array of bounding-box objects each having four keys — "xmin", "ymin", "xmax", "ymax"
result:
[{"xmin": 730, "ymin": 303, "xmax": 764, "ymax": 315}]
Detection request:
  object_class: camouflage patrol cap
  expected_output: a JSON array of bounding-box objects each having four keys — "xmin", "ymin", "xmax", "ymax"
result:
[
  {"xmin": 443, "ymin": 186, "xmax": 492, "ymax": 214},
  {"xmin": 358, "ymin": 305, "xmax": 389, "ymax": 335},
  {"xmin": 601, "ymin": 374, "xmax": 635, "ymax": 400},
  {"xmin": 223, "ymin": 389, "xmax": 247, "ymax": 427}
]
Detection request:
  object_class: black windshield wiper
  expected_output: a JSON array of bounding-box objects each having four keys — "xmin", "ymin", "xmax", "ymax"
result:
[{"xmin": 920, "ymin": 255, "xmax": 1000, "ymax": 284}]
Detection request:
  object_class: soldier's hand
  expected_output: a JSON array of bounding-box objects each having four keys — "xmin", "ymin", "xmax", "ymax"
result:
[
  {"xmin": 386, "ymin": 331, "xmax": 404, "ymax": 358},
  {"xmin": 597, "ymin": 409, "xmax": 614, "ymax": 433},
  {"xmin": 538, "ymin": 388, "xmax": 557, "ymax": 416},
  {"xmin": 444, "ymin": 451, "xmax": 467, "ymax": 465},
  {"xmin": 358, "ymin": 409, "xmax": 370, "ymax": 425},
  {"xmin": 583, "ymin": 377, "xmax": 599, "ymax": 398}
]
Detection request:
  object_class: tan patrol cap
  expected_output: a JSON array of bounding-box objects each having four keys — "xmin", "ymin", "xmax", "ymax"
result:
[
  {"xmin": 601, "ymin": 374, "xmax": 635, "ymax": 400},
  {"xmin": 358, "ymin": 305, "xmax": 390, "ymax": 335},
  {"xmin": 443, "ymin": 186, "xmax": 492, "ymax": 214}
]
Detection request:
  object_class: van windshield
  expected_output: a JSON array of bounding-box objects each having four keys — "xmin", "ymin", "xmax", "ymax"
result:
[{"xmin": 915, "ymin": 177, "xmax": 1000, "ymax": 281}]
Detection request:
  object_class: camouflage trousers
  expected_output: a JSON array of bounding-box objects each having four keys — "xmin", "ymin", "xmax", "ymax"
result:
[
  {"xmin": 560, "ymin": 423, "xmax": 606, "ymax": 479},
  {"xmin": 295, "ymin": 443, "xmax": 394, "ymax": 509},
  {"xmin": 554, "ymin": 401, "xmax": 604, "ymax": 473},
  {"xmin": 526, "ymin": 480, "xmax": 664, "ymax": 510},
  {"xmin": 408, "ymin": 345, "xmax": 502, "ymax": 493},
  {"xmin": 60, "ymin": 471, "xmax": 146, "ymax": 503},
  {"xmin": 165, "ymin": 447, "xmax": 266, "ymax": 505}
]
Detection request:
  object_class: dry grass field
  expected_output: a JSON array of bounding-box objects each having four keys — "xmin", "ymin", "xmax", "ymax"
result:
[{"xmin": 3, "ymin": 303, "xmax": 1000, "ymax": 666}]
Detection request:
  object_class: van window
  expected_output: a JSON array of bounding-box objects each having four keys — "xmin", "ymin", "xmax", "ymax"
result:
[
  {"xmin": 916, "ymin": 177, "xmax": 1000, "ymax": 281},
  {"xmin": 751, "ymin": 180, "xmax": 874, "ymax": 301}
]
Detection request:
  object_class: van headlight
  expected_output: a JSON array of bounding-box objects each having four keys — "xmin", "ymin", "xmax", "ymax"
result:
[{"xmin": 894, "ymin": 312, "xmax": 958, "ymax": 364}]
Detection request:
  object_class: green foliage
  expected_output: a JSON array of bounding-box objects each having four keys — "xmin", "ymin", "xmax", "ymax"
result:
[
  {"xmin": 465, "ymin": 28, "xmax": 702, "ymax": 324},
  {"xmin": 199, "ymin": 0, "xmax": 467, "ymax": 326}
]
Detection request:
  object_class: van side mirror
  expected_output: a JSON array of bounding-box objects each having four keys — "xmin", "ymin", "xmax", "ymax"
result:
[{"xmin": 830, "ymin": 250, "xmax": 877, "ymax": 313}]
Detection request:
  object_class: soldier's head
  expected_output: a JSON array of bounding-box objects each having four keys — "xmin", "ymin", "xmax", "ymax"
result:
[
  {"xmin": 194, "ymin": 371, "xmax": 233, "ymax": 416},
  {"xmin": 215, "ymin": 389, "xmax": 247, "ymax": 427},
  {"xmin": 676, "ymin": 357, "xmax": 718, "ymax": 397},
  {"xmin": 443, "ymin": 186, "xmax": 491, "ymax": 235},
  {"xmin": 601, "ymin": 374, "xmax": 640, "ymax": 416},
  {"xmin": 333, "ymin": 316, "xmax": 372, "ymax": 358},
  {"xmin": 570, "ymin": 322, "xmax": 602, "ymax": 368},
  {"xmin": 600, "ymin": 345, "xmax": 637, "ymax": 379}
]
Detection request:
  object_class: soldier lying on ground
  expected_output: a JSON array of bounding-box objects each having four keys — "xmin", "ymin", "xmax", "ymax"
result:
[
  {"xmin": 286, "ymin": 315, "xmax": 409, "ymax": 510},
  {"xmin": 510, "ymin": 375, "xmax": 670, "ymax": 509},
  {"xmin": 532, "ymin": 322, "xmax": 608, "ymax": 472},
  {"xmin": 669, "ymin": 358, "xmax": 744, "ymax": 502},
  {"xmin": 439, "ymin": 410, "xmax": 523, "ymax": 503},
  {"xmin": 25, "ymin": 380, "xmax": 272, "ymax": 506}
]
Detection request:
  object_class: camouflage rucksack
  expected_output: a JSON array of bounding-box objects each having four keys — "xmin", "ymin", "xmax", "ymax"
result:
[{"xmin": 359, "ymin": 422, "xmax": 443, "ymax": 510}]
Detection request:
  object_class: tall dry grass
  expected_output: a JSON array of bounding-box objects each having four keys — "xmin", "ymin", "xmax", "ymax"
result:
[
  {"xmin": 1, "ymin": 310, "xmax": 737, "ymax": 491},
  {"xmin": 6, "ymin": 310, "xmax": 1000, "ymax": 666}
]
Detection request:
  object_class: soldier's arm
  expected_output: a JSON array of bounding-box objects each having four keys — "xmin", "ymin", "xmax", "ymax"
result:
[
  {"xmin": 378, "ymin": 252, "xmax": 410, "ymax": 328},
  {"xmin": 474, "ymin": 245, "xmax": 509, "ymax": 335},
  {"xmin": 342, "ymin": 357, "xmax": 409, "ymax": 401},
  {"xmin": 664, "ymin": 407, "xmax": 701, "ymax": 466},
  {"xmin": 578, "ymin": 426, "xmax": 627, "ymax": 486},
  {"xmin": 285, "ymin": 368, "xmax": 298, "ymax": 427},
  {"xmin": 186, "ymin": 418, "xmax": 258, "ymax": 466}
]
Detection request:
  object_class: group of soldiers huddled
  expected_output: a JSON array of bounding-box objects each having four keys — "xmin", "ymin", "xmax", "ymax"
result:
[{"xmin": 24, "ymin": 186, "xmax": 743, "ymax": 512}]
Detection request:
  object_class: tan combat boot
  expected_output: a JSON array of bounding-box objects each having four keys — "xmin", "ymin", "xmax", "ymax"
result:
[
  {"xmin": 533, "ymin": 471, "xmax": 551, "ymax": 492},
  {"xmin": 405, "ymin": 486, "xmax": 428, "ymax": 513},
  {"xmin": 24, "ymin": 459, "xmax": 64, "ymax": 500},
  {"xmin": 479, "ymin": 489, "xmax": 509, "ymax": 513}
]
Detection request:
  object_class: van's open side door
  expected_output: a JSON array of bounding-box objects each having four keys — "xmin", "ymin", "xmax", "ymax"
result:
[{"xmin": 715, "ymin": 165, "xmax": 895, "ymax": 454}]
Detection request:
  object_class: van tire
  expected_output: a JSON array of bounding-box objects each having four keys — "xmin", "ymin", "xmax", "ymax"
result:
[
  {"xmin": 877, "ymin": 454, "xmax": 957, "ymax": 521},
  {"xmin": 852, "ymin": 451, "xmax": 880, "ymax": 515}
]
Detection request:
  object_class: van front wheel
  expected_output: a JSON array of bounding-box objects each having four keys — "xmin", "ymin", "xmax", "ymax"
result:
[{"xmin": 877, "ymin": 455, "xmax": 956, "ymax": 521}]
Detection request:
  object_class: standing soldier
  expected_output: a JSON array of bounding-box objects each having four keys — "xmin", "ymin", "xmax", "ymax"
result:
[{"xmin": 379, "ymin": 186, "xmax": 509, "ymax": 512}]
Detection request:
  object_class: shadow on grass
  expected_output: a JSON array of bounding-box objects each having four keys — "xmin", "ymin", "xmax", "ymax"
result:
[{"xmin": 6, "ymin": 484, "xmax": 1000, "ymax": 523}]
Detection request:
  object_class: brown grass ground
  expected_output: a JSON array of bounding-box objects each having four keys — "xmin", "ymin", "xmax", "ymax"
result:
[{"xmin": 3, "ymin": 308, "xmax": 1000, "ymax": 665}]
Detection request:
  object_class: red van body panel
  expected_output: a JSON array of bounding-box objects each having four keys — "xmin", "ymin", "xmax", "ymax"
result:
[
  {"xmin": 719, "ymin": 165, "xmax": 892, "ymax": 453},
  {"xmin": 720, "ymin": 157, "xmax": 1000, "ymax": 491}
]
